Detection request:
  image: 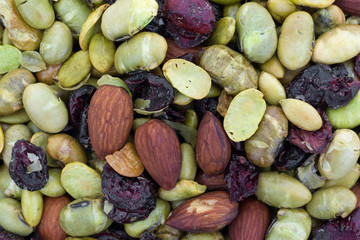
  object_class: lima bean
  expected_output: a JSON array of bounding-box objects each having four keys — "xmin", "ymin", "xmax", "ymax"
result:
[
  {"xmin": 21, "ymin": 190, "xmax": 43, "ymax": 227},
  {"xmin": 15, "ymin": 0, "xmax": 55, "ymax": 29}
]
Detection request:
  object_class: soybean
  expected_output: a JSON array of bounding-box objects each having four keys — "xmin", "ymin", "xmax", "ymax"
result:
[{"xmin": 15, "ymin": 0, "xmax": 55, "ymax": 29}]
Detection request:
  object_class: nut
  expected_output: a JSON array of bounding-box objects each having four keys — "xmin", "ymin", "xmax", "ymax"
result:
[
  {"xmin": 88, "ymin": 85, "xmax": 133, "ymax": 160},
  {"xmin": 164, "ymin": 38, "xmax": 202, "ymax": 63},
  {"xmin": 196, "ymin": 111, "xmax": 231, "ymax": 175},
  {"xmin": 165, "ymin": 191, "xmax": 238, "ymax": 232},
  {"xmin": 135, "ymin": 119, "xmax": 181, "ymax": 190},
  {"xmin": 194, "ymin": 170, "xmax": 227, "ymax": 191},
  {"xmin": 38, "ymin": 195, "xmax": 72, "ymax": 240},
  {"xmin": 229, "ymin": 197, "xmax": 270, "ymax": 240},
  {"xmin": 334, "ymin": 0, "xmax": 360, "ymax": 17}
]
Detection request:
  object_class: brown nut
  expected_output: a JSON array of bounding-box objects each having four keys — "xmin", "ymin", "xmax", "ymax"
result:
[
  {"xmin": 196, "ymin": 112, "xmax": 231, "ymax": 175},
  {"xmin": 88, "ymin": 85, "xmax": 133, "ymax": 160},
  {"xmin": 334, "ymin": 0, "xmax": 360, "ymax": 16},
  {"xmin": 194, "ymin": 170, "xmax": 227, "ymax": 191},
  {"xmin": 165, "ymin": 191, "xmax": 238, "ymax": 232},
  {"xmin": 135, "ymin": 119, "xmax": 181, "ymax": 190}
]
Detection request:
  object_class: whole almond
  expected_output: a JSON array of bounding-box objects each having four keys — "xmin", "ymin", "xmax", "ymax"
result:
[
  {"xmin": 195, "ymin": 170, "xmax": 227, "ymax": 191},
  {"xmin": 164, "ymin": 38, "xmax": 202, "ymax": 62},
  {"xmin": 135, "ymin": 119, "xmax": 181, "ymax": 190},
  {"xmin": 196, "ymin": 111, "xmax": 231, "ymax": 175},
  {"xmin": 88, "ymin": 85, "xmax": 133, "ymax": 160},
  {"xmin": 334, "ymin": 0, "xmax": 360, "ymax": 16},
  {"xmin": 165, "ymin": 191, "xmax": 238, "ymax": 232},
  {"xmin": 229, "ymin": 197, "xmax": 270, "ymax": 240},
  {"xmin": 351, "ymin": 182, "xmax": 360, "ymax": 208},
  {"xmin": 38, "ymin": 195, "xmax": 72, "ymax": 240}
]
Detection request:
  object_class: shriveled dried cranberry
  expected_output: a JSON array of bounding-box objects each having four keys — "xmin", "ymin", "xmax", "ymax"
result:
[
  {"xmin": 194, "ymin": 98, "xmax": 221, "ymax": 121},
  {"xmin": 310, "ymin": 207, "xmax": 360, "ymax": 240},
  {"xmin": 9, "ymin": 140, "xmax": 48, "ymax": 191},
  {"xmin": 140, "ymin": 228, "xmax": 160, "ymax": 240},
  {"xmin": 145, "ymin": 0, "xmax": 168, "ymax": 36},
  {"xmin": 224, "ymin": 154, "xmax": 258, "ymax": 202},
  {"xmin": 355, "ymin": 53, "xmax": 360, "ymax": 78},
  {"xmin": 101, "ymin": 163, "xmax": 157, "ymax": 224},
  {"xmin": 92, "ymin": 223, "xmax": 135, "ymax": 240},
  {"xmin": 286, "ymin": 64, "xmax": 360, "ymax": 109},
  {"xmin": 0, "ymin": 230, "xmax": 24, "ymax": 240},
  {"xmin": 154, "ymin": 105, "xmax": 185, "ymax": 122},
  {"xmin": 273, "ymin": 140, "xmax": 310, "ymax": 171},
  {"xmin": 231, "ymin": 140, "xmax": 245, "ymax": 153},
  {"xmin": 164, "ymin": 0, "xmax": 216, "ymax": 48},
  {"xmin": 125, "ymin": 72, "xmax": 174, "ymax": 112},
  {"xmin": 288, "ymin": 109, "xmax": 332, "ymax": 154}
]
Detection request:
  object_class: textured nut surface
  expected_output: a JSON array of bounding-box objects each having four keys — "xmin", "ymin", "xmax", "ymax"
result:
[
  {"xmin": 196, "ymin": 112, "xmax": 231, "ymax": 175},
  {"xmin": 135, "ymin": 119, "xmax": 181, "ymax": 190},
  {"xmin": 165, "ymin": 191, "xmax": 238, "ymax": 232},
  {"xmin": 88, "ymin": 85, "xmax": 133, "ymax": 160},
  {"xmin": 334, "ymin": 0, "xmax": 360, "ymax": 16},
  {"xmin": 229, "ymin": 197, "xmax": 270, "ymax": 240}
]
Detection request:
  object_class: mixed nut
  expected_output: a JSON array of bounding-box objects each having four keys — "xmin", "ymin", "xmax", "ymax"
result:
[{"xmin": 0, "ymin": 0, "xmax": 360, "ymax": 239}]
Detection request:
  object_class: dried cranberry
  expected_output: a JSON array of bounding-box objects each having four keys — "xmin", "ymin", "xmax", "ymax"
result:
[
  {"xmin": 125, "ymin": 72, "xmax": 174, "ymax": 112},
  {"xmin": 231, "ymin": 140, "xmax": 245, "ymax": 153},
  {"xmin": 77, "ymin": 105, "xmax": 91, "ymax": 149},
  {"xmin": 273, "ymin": 140, "xmax": 310, "ymax": 171},
  {"xmin": 224, "ymin": 154, "xmax": 258, "ymax": 202},
  {"xmin": 164, "ymin": 0, "xmax": 216, "ymax": 48},
  {"xmin": 288, "ymin": 109, "xmax": 332, "ymax": 154},
  {"xmin": 9, "ymin": 140, "xmax": 48, "ymax": 191},
  {"xmin": 140, "ymin": 228, "xmax": 160, "ymax": 240},
  {"xmin": 194, "ymin": 98, "xmax": 221, "ymax": 121},
  {"xmin": 92, "ymin": 223, "xmax": 135, "ymax": 240},
  {"xmin": 101, "ymin": 163, "xmax": 157, "ymax": 224},
  {"xmin": 355, "ymin": 53, "xmax": 360, "ymax": 78},
  {"xmin": 310, "ymin": 207, "xmax": 360, "ymax": 240},
  {"xmin": 0, "ymin": 230, "xmax": 24, "ymax": 240},
  {"xmin": 154, "ymin": 105, "xmax": 185, "ymax": 122},
  {"xmin": 145, "ymin": 0, "xmax": 168, "ymax": 36},
  {"xmin": 286, "ymin": 64, "xmax": 360, "ymax": 109}
]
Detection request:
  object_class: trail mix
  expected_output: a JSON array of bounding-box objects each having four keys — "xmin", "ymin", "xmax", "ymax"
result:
[{"xmin": 0, "ymin": 0, "xmax": 360, "ymax": 239}]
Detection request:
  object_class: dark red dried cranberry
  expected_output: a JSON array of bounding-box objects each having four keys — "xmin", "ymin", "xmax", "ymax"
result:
[
  {"xmin": 0, "ymin": 230, "xmax": 24, "ymax": 240},
  {"xmin": 231, "ymin": 140, "xmax": 245, "ymax": 153},
  {"xmin": 101, "ymin": 163, "xmax": 157, "ymax": 224},
  {"xmin": 288, "ymin": 109, "xmax": 332, "ymax": 154},
  {"xmin": 224, "ymin": 154, "xmax": 258, "ymax": 202},
  {"xmin": 154, "ymin": 105, "xmax": 185, "ymax": 122},
  {"xmin": 9, "ymin": 139, "xmax": 48, "ymax": 191},
  {"xmin": 178, "ymin": 53, "xmax": 198, "ymax": 63},
  {"xmin": 164, "ymin": 0, "xmax": 216, "ymax": 48},
  {"xmin": 273, "ymin": 140, "xmax": 310, "ymax": 171},
  {"xmin": 92, "ymin": 223, "xmax": 135, "ymax": 240},
  {"xmin": 125, "ymin": 72, "xmax": 174, "ymax": 112},
  {"xmin": 355, "ymin": 53, "xmax": 360, "ymax": 78},
  {"xmin": 310, "ymin": 207, "xmax": 360, "ymax": 240},
  {"xmin": 145, "ymin": 0, "xmax": 168, "ymax": 37},
  {"xmin": 140, "ymin": 227, "xmax": 160, "ymax": 240},
  {"xmin": 194, "ymin": 98, "xmax": 221, "ymax": 121},
  {"xmin": 286, "ymin": 64, "xmax": 360, "ymax": 109}
]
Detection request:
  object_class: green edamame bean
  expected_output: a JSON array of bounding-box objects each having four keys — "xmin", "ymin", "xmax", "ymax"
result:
[
  {"xmin": 179, "ymin": 143, "xmax": 197, "ymax": 180},
  {"xmin": 21, "ymin": 190, "xmax": 43, "ymax": 227},
  {"xmin": 312, "ymin": 5, "xmax": 345, "ymax": 36},
  {"xmin": 318, "ymin": 129, "xmax": 360, "ymax": 180},
  {"xmin": 0, "ymin": 164, "xmax": 22, "ymax": 198},
  {"xmin": 322, "ymin": 163, "xmax": 360, "ymax": 189},
  {"xmin": 267, "ymin": 0, "xmax": 296, "ymax": 23},
  {"xmin": 259, "ymin": 54, "xmax": 286, "ymax": 79},
  {"xmin": 181, "ymin": 232, "xmax": 224, "ymax": 240},
  {"xmin": 156, "ymin": 224, "xmax": 184, "ymax": 240},
  {"xmin": 89, "ymin": 33, "xmax": 115, "ymax": 73},
  {"xmin": 40, "ymin": 21, "xmax": 73, "ymax": 65},
  {"xmin": 0, "ymin": 109, "xmax": 30, "ymax": 124},
  {"xmin": 223, "ymin": 3, "xmax": 241, "ymax": 19},
  {"xmin": 207, "ymin": 17, "xmax": 236, "ymax": 46},
  {"xmin": 0, "ymin": 198, "xmax": 33, "ymax": 236},
  {"xmin": 0, "ymin": 69, "xmax": 36, "ymax": 115},
  {"xmin": 40, "ymin": 168, "xmax": 66, "ymax": 197},
  {"xmin": 158, "ymin": 179, "xmax": 206, "ymax": 201},
  {"xmin": 236, "ymin": 2, "xmax": 277, "ymax": 63},
  {"xmin": 23, "ymin": 83, "xmax": 69, "ymax": 133},
  {"xmin": 306, "ymin": 186, "xmax": 357, "ymax": 219},
  {"xmin": 258, "ymin": 71, "xmax": 286, "ymax": 105},
  {"xmin": 124, "ymin": 198, "xmax": 171, "ymax": 238},
  {"xmin": 59, "ymin": 198, "xmax": 113, "ymax": 237},
  {"xmin": 15, "ymin": 0, "xmax": 55, "ymax": 29},
  {"xmin": 266, "ymin": 208, "xmax": 311, "ymax": 240},
  {"xmin": 255, "ymin": 171, "xmax": 312, "ymax": 208},
  {"xmin": 184, "ymin": 111, "xmax": 198, "ymax": 132}
]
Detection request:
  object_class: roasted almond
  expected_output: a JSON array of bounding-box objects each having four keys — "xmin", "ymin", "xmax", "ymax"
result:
[
  {"xmin": 165, "ymin": 191, "xmax": 238, "ymax": 232},
  {"xmin": 105, "ymin": 142, "xmax": 144, "ymax": 177},
  {"xmin": 334, "ymin": 0, "xmax": 360, "ymax": 16},
  {"xmin": 135, "ymin": 119, "xmax": 181, "ymax": 190},
  {"xmin": 196, "ymin": 111, "xmax": 231, "ymax": 175},
  {"xmin": 164, "ymin": 38, "xmax": 202, "ymax": 62},
  {"xmin": 229, "ymin": 196, "xmax": 270, "ymax": 240},
  {"xmin": 351, "ymin": 182, "xmax": 360, "ymax": 208},
  {"xmin": 38, "ymin": 195, "xmax": 72, "ymax": 240},
  {"xmin": 194, "ymin": 170, "xmax": 227, "ymax": 191},
  {"xmin": 88, "ymin": 85, "xmax": 133, "ymax": 160}
]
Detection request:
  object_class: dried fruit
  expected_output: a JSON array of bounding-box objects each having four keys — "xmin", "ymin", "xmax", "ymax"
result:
[
  {"xmin": 135, "ymin": 119, "xmax": 181, "ymax": 190},
  {"xmin": 195, "ymin": 170, "xmax": 227, "ymax": 191},
  {"xmin": 196, "ymin": 112, "xmax": 231, "ymax": 175},
  {"xmin": 355, "ymin": 53, "xmax": 360, "ymax": 78},
  {"xmin": 105, "ymin": 142, "xmax": 144, "ymax": 177},
  {"xmin": 164, "ymin": 0, "xmax": 216, "ymax": 48},
  {"xmin": 286, "ymin": 64, "xmax": 360, "ymax": 109},
  {"xmin": 274, "ymin": 140, "xmax": 310, "ymax": 171},
  {"xmin": 101, "ymin": 163, "xmax": 157, "ymax": 224},
  {"xmin": 229, "ymin": 197, "xmax": 270, "ymax": 240},
  {"xmin": 88, "ymin": 85, "xmax": 133, "ymax": 160},
  {"xmin": 165, "ymin": 191, "xmax": 238, "ymax": 232},
  {"xmin": 288, "ymin": 109, "xmax": 333, "ymax": 154},
  {"xmin": 9, "ymin": 139, "xmax": 48, "ymax": 191},
  {"xmin": 0, "ymin": 230, "xmax": 24, "ymax": 240},
  {"xmin": 224, "ymin": 154, "xmax": 258, "ymax": 202},
  {"xmin": 193, "ymin": 97, "xmax": 221, "ymax": 121}
]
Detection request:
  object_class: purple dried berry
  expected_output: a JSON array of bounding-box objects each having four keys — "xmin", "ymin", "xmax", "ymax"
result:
[
  {"xmin": 355, "ymin": 53, "xmax": 360, "ymax": 78},
  {"xmin": 9, "ymin": 139, "xmax": 48, "ymax": 191},
  {"xmin": 273, "ymin": 140, "xmax": 310, "ymax": 171}
]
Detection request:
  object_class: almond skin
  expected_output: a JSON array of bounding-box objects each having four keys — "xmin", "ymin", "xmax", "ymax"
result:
[
  {"xmin": 88, "ymin": 85, "xmax": 133, "ymax": 160},
  {"xmin": 165, "ymin": 191, "xmax": 238, "ymax": 232},
  {"xmin": 334, "ymin": 0, "xmax": 360, "ymax": 16},
  {"xmin": 195, "ymin": 170, "xmax": 227, "ymax": 191},
  {"xmin": 229, "ymin": 196, "xmax": 270, "ymax": 240},
  {"xmin": 164, "ymin": 38, "xmax": 202, "ymax": 62},
  {"xmin": 38, "ymin": 195, "xmax": 72, "ymax": 240},
  {"xmin": 351, "ymin": 182, "xmax": 360, "ymax": 208},
  {"xmin": 135, "ymin": 119, "xmax": 181, "ymax": 190},
  {"xmin": 196, "ymin": 111, "xmax": 231, "ymax": 175}
]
